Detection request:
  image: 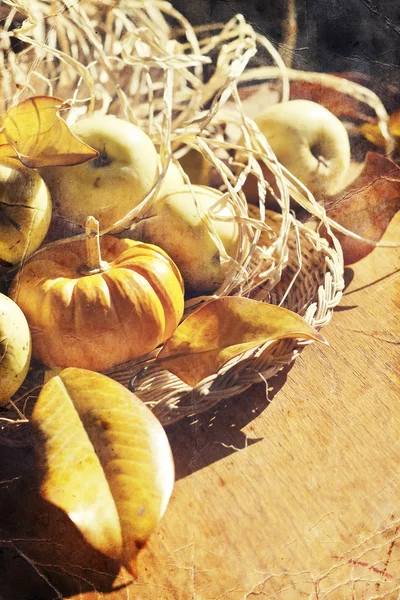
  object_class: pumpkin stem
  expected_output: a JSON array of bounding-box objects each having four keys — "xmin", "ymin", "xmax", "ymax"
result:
[{"xmin": 80, "ymin": 216, "xmax": 109, "ymax": 275}]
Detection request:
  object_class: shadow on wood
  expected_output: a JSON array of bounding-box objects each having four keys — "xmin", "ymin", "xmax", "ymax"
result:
[
  {"xmin": 0, "ymin": 432, "xmax": 128, "ymax": 600},
  {"xmin": 166, "ymin": 364, "xmax": 293, "ymax": 480}
]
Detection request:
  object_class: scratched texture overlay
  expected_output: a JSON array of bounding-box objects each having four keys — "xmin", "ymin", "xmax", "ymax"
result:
[
  {"xmin": 1, "ymin": 2, "xmax": 400, "ymax": 600},
  {"xmin": 171, "ymin": 0, "xmax": 400, "ymax": 83}
]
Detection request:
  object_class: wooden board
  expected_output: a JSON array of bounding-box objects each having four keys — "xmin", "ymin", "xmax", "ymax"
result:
[
  {"xmin": 1, "ymin": 215, "xmax": 398, "ymax": 599},
  {"xmin": 118, "ymin": 216, "xmax": 400, "ymax": 600}
]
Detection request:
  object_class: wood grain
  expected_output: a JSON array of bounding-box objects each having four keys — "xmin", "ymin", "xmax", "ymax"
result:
[
  {"xmin": 1, "ymin": 220, "xmax": 399, "ymax": 599},
  {"xmin": 112, "ymin": 213, "xmax": 400, "ymax": 599}
]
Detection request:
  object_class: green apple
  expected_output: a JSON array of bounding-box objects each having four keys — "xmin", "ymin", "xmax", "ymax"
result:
[
  {"xmin": 131, "ymin": 184, "xmax": 245, "ymax": 294},
  {"xmin": 253, "ymin": 99, "xmax": 351, "ymax": 197},
  {"xmin": 0, "ymin": 293, "xmax": 32, "ymax": 405},
  {"xmin": 0, "ymin": 161, "xmax": 51, "ymax": 266},
  {"xmin": 40, "ymin": 115, "xmax": 183, "ymax": 232}
]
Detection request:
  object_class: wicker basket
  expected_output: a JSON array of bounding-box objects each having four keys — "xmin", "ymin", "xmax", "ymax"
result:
[
  {"xmin": 1, "ymin": 0, "xmax": 345, "ymax": 426},
  {"xmin": 108, "ymin": 210, "xmax": 344, "ymax": 425}
]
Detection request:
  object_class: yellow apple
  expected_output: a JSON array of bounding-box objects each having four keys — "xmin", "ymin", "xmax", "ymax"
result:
[
  {"xmin": 0, "ymin": 293, "xmax": 32, "ymax": 405},
  {"xmin": 0, "ymin": 162, "xmax": 51, "ymax": 266},
  {"xmin": 253, "ymin": 99, "xmax": 351, "ymax": 197},
  {"xmin": 39, "ymin": 115, "xmax": 181, "ymax": 231},
  {"xmin": 131, "ymin": 184, "xmax": 245, "ymax": 294},
  {"xmin": 158, "ymin": 160, "xmax": 185, "ymax": 197}
]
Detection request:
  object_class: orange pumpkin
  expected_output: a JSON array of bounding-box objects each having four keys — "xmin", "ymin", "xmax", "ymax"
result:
[{"xmin": 10, "ymin": 217, "xmax": 184, "ymax": 372}]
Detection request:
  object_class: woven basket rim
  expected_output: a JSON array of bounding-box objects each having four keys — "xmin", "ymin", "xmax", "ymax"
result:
[{"xmin": 107, "ymin": 213, "xmax": 344, "ymax": 425}]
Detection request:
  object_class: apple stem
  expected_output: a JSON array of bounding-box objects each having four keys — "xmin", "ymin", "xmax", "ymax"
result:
[
  {"xmin": 81, "ymin": 216, "xmax": 108, "ymax": 275},
  {"xmin": 317, "ymin": 155, "xmax": 330, "ymax": 170}
]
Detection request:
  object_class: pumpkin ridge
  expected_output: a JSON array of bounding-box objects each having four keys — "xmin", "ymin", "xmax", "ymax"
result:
[
  {"xmin": 101, "ymin": 270, "xmax": 164, "ymax": 359},
  {"xmin": 34, "ymin": 277, "xmax": 109, "ymax": 369},
  {"xmin": 101, "ymin": 272, "xmax": 140, "ymax": 358},
  {"xmin": 69, "ymin": 275, "xmax": 133, "ymax": 368},
  {"xmin": 109, "ymin": 263, "xmax": 181, "ymax": 341},
  {"xmin": 113, "ymin": 250, "xmax": 184, "ymax": 327},
  {"xmin": 113, "ymin": 242, "xmax": 184, "ymax": 289}
]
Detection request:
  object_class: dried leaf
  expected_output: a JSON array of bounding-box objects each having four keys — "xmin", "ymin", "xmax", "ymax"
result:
[
  {"xmin": 0, "ymin": 96, "xmax": 98, "ymax": 168},
  {"xmin": 238, "ymin": 74, "xmax": 399, "ymax": 125},
  {"xmin": 389, "ymin": 112, "xmax": 400, "ymax": 137},
  {"xmin": 289, "ymin": 79, "xmax": 368, "ymax": 121},
  {"xmin": 325, "ymin": 152, "xmax": 400, "ymax": 264},
  {"xmin": 31, "ymin": 368, "xmax": 175, "ymax": 573},
  {"xmin": 334, "ymin": 72, "xmax": 400, "ymax": 114},
  {"xmin": 360, "ymin": 109, "xmax": 400, "ymax": 148},
  {"xmin": 157, "ymin": 297, "xmax": 326, "ymax": 386}
]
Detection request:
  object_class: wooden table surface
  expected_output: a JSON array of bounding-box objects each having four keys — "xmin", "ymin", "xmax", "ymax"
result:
[{"xmin": 1, "ymin": 214, "xmax": 399, "ymax": 600}]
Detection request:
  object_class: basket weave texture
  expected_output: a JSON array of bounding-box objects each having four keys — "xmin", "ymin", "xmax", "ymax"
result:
[
  {"xmin": 110, "ymin": 210, "xmax": 344, "ymax": 425},
  {"xmin": 1, "ymin": 0, "xmax": 345, "ymax": 425}
]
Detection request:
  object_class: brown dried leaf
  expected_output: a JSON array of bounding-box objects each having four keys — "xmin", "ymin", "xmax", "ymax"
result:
[
  {"xmin": 289, "ymin": 80, "xmax": 368, "ymax": 121},
  {"xmin": 325, "ymin": 152, "xmax": 400, "ymax": 264},
  {"xmin": 334, "ymin": 72, "xmax": 400, "ymax": 114},
  {"xmin": 32, "ymin": 367, "xmax": 175, "ymax": 573},
  {"xmin": 238, "ymin": 73, "xmax": 399, "ymax": 124},
  {"xmin": 0, "ymin": 96, "xmax": 98, "ymax": 168},
  {"xmin": 157, "ymin": 297, "xmax": 326, "ymax": 387}
]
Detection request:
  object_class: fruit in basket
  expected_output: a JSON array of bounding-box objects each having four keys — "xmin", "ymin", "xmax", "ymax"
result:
[
  {"xmin": 39, "ymin": 115, "xmax": 183, "ymax": 231},
  {"xmin": 160, "ymin": 160, "xmax": 185, "ymax": 196},
  {"xmin": 10, "ymin": 217, "xmax": 184, "ymax": 372},
  {"xmin": 244, "ymin": 99, "xmax": 351, "ymax": 201},
  {"xmin": 0, "ymin": 293, "xmax": 32, "ymax": 405},
  {"xmin": 0, "ymin": 161, "xmax": 52, "ymax": 266},
  {"xmin": 32, "ymin": 367, "xmax": 174, "ymax": 571},
  {"xmin": 131, "ymin": 184, "xmax": 246, "ymax": 294}
]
